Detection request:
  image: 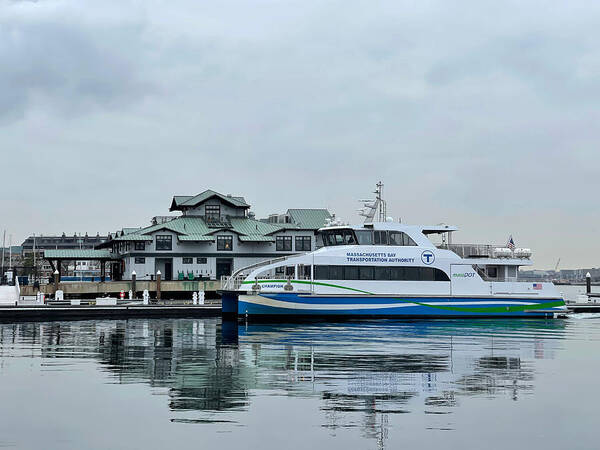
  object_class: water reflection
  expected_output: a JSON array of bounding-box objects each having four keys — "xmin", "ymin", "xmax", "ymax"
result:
[{"xmin": 0, "ymin": 318, "xmax": 568, "ymax": 448}]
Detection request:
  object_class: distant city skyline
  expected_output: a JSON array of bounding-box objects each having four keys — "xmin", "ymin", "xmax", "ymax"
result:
[{"xmin": 2, "ymin": 1, "xmax": 599, "ymax": 269}]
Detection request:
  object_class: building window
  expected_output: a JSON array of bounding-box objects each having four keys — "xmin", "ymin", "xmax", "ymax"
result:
[
  {"xmin": 276, "ymin": 236, "xmax": 292, "ymax": 251},
  {"xmin": 183, "ymin": 257, "xmax": 193, "ymax": 264},
  {"xmin": 217, "ymin": 235, "xmax": 233, "ymax": 251},
  {"xmin": 197, "ymin": 257, "xmax": 207, "ymax": 264},
  {"xmin": 205, "ymin": 204, "xmax": 220, "ymax": 218},
  {"xmin": 134, "ymin": 242, "xmax": 145, "ymax": 251},
  {"xmin": 134, "ymin": 257, "xmax": 145, "ymax": 264},
  {"xmin": 156, "ymin": 235, "xmax": 172, "ymax": 251},
  {"xmin": 295, "ymin": 236, "xmax": 311, "ymax": 251}
]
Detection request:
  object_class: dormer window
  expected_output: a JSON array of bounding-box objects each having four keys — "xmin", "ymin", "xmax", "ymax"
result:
[{"xmin": 205, "ymin": 204, "xmax": 220, "ymax": 218}]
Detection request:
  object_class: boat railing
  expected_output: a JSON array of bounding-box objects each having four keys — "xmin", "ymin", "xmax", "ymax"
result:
[
  {"xmin": 437, "ymin": 243, "xmax": 503, "ymax": 258},
  {"xmin": 220, "ymin": 275, "xmax": 247, "ymax": 291},
  {"xmin": 220, "ymin": 255, "xmax": 295, "ymax": 290}
]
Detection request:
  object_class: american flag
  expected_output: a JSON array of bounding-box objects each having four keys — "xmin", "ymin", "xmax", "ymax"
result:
[
  {"xmin": 507, "ymin": 235, "xmax": 515, "ymax": 250},
  {"xmin": 533, "ymin": 283, "xmax": 542, "ymax": 290}
]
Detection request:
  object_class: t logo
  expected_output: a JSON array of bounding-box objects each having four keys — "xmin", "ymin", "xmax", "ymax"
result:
[{"xmin": 421, "ymin": 250, "xmax": 435, "ymax": 265}]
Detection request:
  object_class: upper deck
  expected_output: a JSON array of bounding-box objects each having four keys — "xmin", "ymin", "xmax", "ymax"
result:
[{"xmin": 317, "ymin": 222, "xmax": 532, "ymax": 265}]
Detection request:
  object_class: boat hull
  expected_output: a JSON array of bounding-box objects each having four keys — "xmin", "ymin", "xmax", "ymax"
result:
[{"xmin": 235, "ymin": 293, "xmax": 565, "ymax": 318}]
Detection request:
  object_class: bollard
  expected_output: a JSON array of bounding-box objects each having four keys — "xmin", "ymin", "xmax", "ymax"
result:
[
  {"xmin": 586, "ymin": 272, "xmax": 591, "ymax": 295},
  {"xmin": 192, "ymin": 292, "xmax": 198, "ymax": 305},
  {"xmin": 131, "ymin": 270, "xmax": 137, "ymax": 299},
  {"xmin": 143, "ymin": 289, "xmax": 149, "ymax": 305},
  {"xmin": 156, "ymin": 270, "xmax": 162, "ymax": 301},
  {"xmin": 198, "ymin": 290, "xmax": 205, "ymax": 305},
  {"xmin": 53, "ymin": 269, "xmax": 59, "ymax": 297},
  {"xmin": 128, "ymin": 290, "xmax": 133, "ymax": 300}
]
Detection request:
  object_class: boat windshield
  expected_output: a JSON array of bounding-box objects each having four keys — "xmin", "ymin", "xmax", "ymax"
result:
[
  {"xmin": 320, "ymin": 229, "xmax": 417, "ymax": 247},
  {"xmin": 321, "ymin": 229, "xmax": 357, "ymax": 246}
]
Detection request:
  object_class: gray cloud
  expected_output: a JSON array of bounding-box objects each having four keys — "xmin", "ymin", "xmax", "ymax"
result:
[
  {"xmin": 0, "ymin": 3, "xmax": 153, "ymax": 121},
  {"xmin": 1, "ymin": 0, "xmax": 599, "ymax": 268}
]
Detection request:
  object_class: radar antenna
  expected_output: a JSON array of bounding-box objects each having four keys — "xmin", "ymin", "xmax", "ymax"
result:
[{"xmin": 358, "ymin": 181, "xmax": 387, "ymax": 223}]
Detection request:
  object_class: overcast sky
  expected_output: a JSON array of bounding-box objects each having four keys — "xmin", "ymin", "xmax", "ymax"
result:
[{"xmin": 1, "ymin": 0, "xmax": 599, "ymax": 269}]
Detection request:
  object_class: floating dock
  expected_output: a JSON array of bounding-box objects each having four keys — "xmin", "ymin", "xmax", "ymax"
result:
[
  {"xmin": 566, "ymin": 303, "xmax": 600, "ymax": 314},
  {"xmin": 0, "ymin": 301, "xmax": 221, "ymax": 321}
]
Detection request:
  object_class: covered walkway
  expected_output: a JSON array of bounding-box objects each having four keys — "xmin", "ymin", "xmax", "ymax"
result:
[{"xmin": 43, "ymin": 249, "xmax": 120, "ymax": 282}]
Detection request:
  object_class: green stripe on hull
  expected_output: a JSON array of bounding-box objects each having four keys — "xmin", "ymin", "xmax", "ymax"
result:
[{"xmin": 241, "ymin": 279, "xmax": 565, "ymax": 313}]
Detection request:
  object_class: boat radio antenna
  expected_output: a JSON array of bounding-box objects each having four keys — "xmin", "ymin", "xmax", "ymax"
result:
[{"xmin": 358, "ymin": 182, "xmax": 387, "ymax": 223}]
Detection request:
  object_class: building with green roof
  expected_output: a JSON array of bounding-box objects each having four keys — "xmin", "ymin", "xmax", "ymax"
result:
[{"xmin": 98, "ymin": 189, "xmax": 332, "ymax": 281}]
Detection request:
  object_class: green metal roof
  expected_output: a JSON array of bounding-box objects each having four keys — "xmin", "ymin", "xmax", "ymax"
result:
[
  {"xmin": 121, "ymin": 227, "xmax": 141, "ymax": 235},
  {"xmin": 112, "ymin": 235, "xmax": 153, "ymax": 242},
  {"xmin": 178, "ymin": 235, "xmax": 215, "ymax": 242},
  {"xmin": 287, "ymin": 209, "xmax": 332, "ymax": 229},
  {"xmin": 44, "ymin": 249, "xmax": 115, "ymax": 259},
  {"xmin": 171, "ymin": 189, "xmax": 249, "ymax": 210},
  {"xmin": 238, "ymin": 235, "xmax": 275, "ymax": 242},
  {"xmin": 172, "ymin": 195, "xmax": 193, "ymax": 206},
  {"xmin": 98, "ymin": 209, "xmax": 328, "ymax": 250},
  {"xmin": 230, "ymin": 217, "xmax": 282, "ymax": 236},
  {"xmin": 140, "ymin": 217, "xmax": 212, "ymax": 236}
]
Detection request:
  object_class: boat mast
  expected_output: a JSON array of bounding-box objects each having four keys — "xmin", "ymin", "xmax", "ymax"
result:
[{"xmin": 358, "ymin": 182, "xmax": 387, "ymax": 223}]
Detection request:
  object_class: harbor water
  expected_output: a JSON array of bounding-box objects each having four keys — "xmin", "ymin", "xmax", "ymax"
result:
[{"xmin": 0, "ymin": 315, "xmax": 599, "ymax": 450}]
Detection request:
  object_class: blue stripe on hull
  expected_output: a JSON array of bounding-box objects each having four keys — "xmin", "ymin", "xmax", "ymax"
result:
[{"xmin": 238, "ymin": 294, "xmax": 564, "ymax": 318}]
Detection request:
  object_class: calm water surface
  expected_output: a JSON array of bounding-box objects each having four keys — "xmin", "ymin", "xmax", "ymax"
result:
[{"xmin": 1, "ymin": 316, "xmax": 599, "ymax": 450}]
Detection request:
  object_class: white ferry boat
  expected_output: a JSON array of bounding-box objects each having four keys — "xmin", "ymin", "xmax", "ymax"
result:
[
  {"xmin": 220, "ymin": 220, "xmax": 565, "ymax": 319},
  {"xmin": 220, "ymin": 184, "xmax": 566, "ymax": 319}
]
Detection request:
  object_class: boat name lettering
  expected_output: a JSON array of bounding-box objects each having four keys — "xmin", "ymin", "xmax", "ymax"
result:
[
  {"xmin": 345, "ymin": 252, "xmax": 415, "ymax": 263},
  {"xmin": 452, "ymin": 273, "xmax": 476, "ymax": 278}
]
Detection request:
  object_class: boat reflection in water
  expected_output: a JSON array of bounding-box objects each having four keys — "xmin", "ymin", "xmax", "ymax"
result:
[{"xmin": 0, "ymin": 318, "xmax": 567, "ymax": 448}]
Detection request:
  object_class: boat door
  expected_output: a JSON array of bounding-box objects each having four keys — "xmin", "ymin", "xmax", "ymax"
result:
[{"xmin": 450, "ymin": 264, "xmax": 491, "ymax": 296}]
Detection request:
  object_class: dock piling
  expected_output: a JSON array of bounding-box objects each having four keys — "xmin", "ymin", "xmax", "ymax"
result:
[
  {"xmin": 53, "ymin": 269, "xmax": 59, "ymax": 298},
  {"xmin": 131, "ymin": 270, "xmax": 137, "ymax": 299},
  {"xmin": 587, "ymin": 272, "xmax": 592, "ymax": 295},
  {"xmin": 156, "ymin": 270, "xmax": 162, "ymax": 301}
]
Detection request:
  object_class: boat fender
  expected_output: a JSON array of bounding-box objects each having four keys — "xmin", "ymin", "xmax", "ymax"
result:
[{"xmin": 284, "ymin": 277, "xmax": 293, "ymax": 291}]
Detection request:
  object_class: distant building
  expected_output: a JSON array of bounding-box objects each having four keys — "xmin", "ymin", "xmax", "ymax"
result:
[
  {"xmin": 22, "ymin": 233, "xmax": 109, "ymax": 279},
  {"xmin": 97, "ymin": 189, "xmax": 332, "ymax": 281}
]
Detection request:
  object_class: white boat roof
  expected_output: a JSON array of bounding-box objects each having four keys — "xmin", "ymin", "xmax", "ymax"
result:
[{"xmin": 318, "ymin": 222, "xmax": 458, "ymax": 234}]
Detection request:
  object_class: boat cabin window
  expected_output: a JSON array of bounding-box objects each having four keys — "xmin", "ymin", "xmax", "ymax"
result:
[
  {"xmin": 374, "ymin": 231, "xmax": 388, "ymax": 245},
  {"xmin": 388, "ymin": 231, "xmax": 417, "ymax": 246},
  {"xmin": 314, "ymin": 265, "xmax": 449, "ymax": 281},
  {"xmin": 321, "ymin": 229, "xmax": 358, "ymax": 247},
  {"xmin": 320, "ymin": 229, "xmax": 417, "ymax": 246},
  {"xmin": 355, "ymin": 230, "xmax": 373, "ymax": 245},
  {"xmin": 275, "ymin": 266, "xmax": 295, "ymax": 277}
]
